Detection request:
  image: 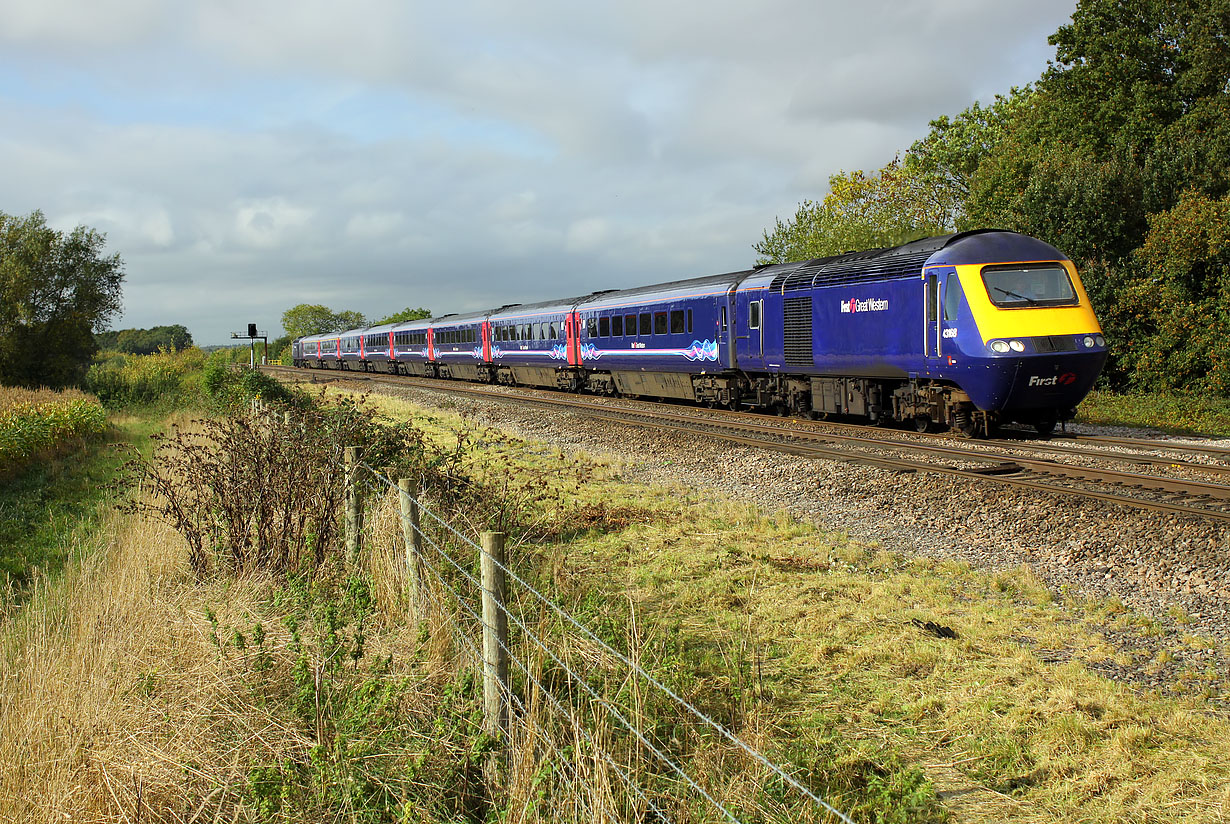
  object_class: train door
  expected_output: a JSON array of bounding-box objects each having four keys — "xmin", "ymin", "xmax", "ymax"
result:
[
  {"xmin": 734, "ymin": 289, "xmax": 767, "ymax": 371},
  {"xmin": 426, "ymin": 328, "xmax": 435, "ymax": 360},
  {"xmin": 388, "ymin": 331, "xmax": 394, "ymax": 359},
  {"xmin": 720, "ymin": 286, "xmax": 737, "ymax": 368},
  {"xmin": 924, "ymin": 268, "xmax": 960, "ymax": 360},
  {"xmin": 481, "ymin": 321, "xmax": 491, "ymax": 362},
  {"xmin": 924, "ymin": 271, "xmax": 941, "ymax": 359},
  {"xmin": 564, "ymin": 313, "xmax": 581, "ymax": 366}
]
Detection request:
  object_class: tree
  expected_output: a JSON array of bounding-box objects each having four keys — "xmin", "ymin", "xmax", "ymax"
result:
[
  {"xmin": 908, "ymin": 87, "xmax": 1035, "ymax": 229},
  {"xmin": 97, "ymin": 324, "xmax": 193, "ymax": 354},
  {"xmin": 967, "ymin": 0, "xmax": 1230, "ymax": 257},
  {"xmin": 280, "ymin": 304, "xmax": 369, "ymax": 340},
  {"xmin": 754, "ymin": 156, "xmax": 958, "ymax": 264},
  {"xmin": 377, "ymin": 307, "xmax": 432, "ymax": 324},
  {"xmin": 332, "ymin": 310, "xmax": 368, "ymax": 332},
  {"xmin": 0, "ymin": 210, "xmax": 124, "ymax": 388}
]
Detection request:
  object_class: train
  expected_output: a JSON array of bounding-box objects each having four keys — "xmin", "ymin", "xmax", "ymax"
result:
[{"xmin": 292, "ymin": 230, "xmax": 1107, "ymax": 437}]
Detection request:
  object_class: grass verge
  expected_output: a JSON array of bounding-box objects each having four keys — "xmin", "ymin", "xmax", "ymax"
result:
[
  {"xmin": 0, "ymin": 412, "xmax": 162, "ymax": 589},
  {"xmin": 1076, "ymin": 390, "xmax": 1230, "ymax": 435},
  {"xmin": 3, "ymin": 389, "xmax": 1228, "ymax": 822}
]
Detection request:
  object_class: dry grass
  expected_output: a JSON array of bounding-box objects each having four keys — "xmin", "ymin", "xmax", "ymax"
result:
[
  {"xmin": 0, "ymin": 513, "xmax": 302, "ymax": 821},
  {"xmin": 343, "ymin": 385, "xmax": 1230, "ymax": 822},
  {"xmin": 8, "ymin": 386, "xmax": 1230, "ymax": 822}
]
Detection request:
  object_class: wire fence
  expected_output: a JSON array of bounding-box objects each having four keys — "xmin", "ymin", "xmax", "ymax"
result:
[{"xmin": 354, "ymin": 458, "xmax": 854, "ymax": 824}]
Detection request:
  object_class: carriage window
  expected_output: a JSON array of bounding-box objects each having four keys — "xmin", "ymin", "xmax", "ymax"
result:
[
  {"xmin": 587, "ymin": 317, "xmax": 598, "ymax": 337},
  {"xmin": 639, "ymin": 313, "xmax": 651, "ymax": 336},
  {"xmin": 625, "ymin": 315, "xmax": 636, "ymax": 336},
  {"xmin": 749, "ymin": 301, "xmax": 761, "ymax": 330},
  {"xmin": 721, "ymin": 306, "xmax": 727, "ymax": 332},
  {"xmin": 599, "ymin": 316, "xmax": 610, "ymax": 337},
  {"xmin": 612, "ymin": 315, "xmax": 623, "ymax": 337},
  {"xmin": 549, "ymin": 323, "xmax": 557, "ymax": 339},
  {"xmin": 687, "ymin": 309, "xmax": 693, "ymax": 334},
  {"xmin": 654, "ymin": 312, "xmax": 668, "ymax": 335},
  {"xmin": 670, "ymin": 310, "xmax": 685, "ymax": 334}
]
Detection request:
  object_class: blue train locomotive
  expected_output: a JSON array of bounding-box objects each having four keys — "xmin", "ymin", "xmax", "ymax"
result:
[{"xmin": 292, "ymin": 230, "xmax": 1107, "ymax": 436}]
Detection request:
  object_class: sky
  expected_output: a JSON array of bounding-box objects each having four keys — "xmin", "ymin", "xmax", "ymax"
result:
[{"xmin": 0, "ymin": 0, "xmax": 1079, "ymax": 345}]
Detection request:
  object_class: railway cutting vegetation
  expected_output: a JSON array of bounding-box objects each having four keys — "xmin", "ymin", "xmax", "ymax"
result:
[{"xmin": 2, "ymin": 348, "xmax": 1230, "ymax": 823}]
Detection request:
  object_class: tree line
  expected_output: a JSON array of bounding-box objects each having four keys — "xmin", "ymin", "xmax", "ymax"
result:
[
  {"xmin": 756, "ymin": 0, "xmax": 1229, "ymax": 394},
  {"xmin": 96, "ymin": 324, "xmax": 193, "ymax": 355},
  {"xmin": 280, "ymin": 304, "xmax": 432, "ymax": 340}
]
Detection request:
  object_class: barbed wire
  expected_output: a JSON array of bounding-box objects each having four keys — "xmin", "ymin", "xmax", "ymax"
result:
[
  {"xmin": 402, "ymin": 506, "xmax": 719, "ymax": 821},
  {"xmin": 358, "ymin": 462, "xmax": 853, "ymax": 824},
  {"xmin": 393, "ymin": 526, "xmax": 668, "ymax": 823}
]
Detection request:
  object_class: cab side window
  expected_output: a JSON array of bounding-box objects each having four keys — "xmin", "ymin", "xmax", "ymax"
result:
[{"xmin": 943, "ymin": 277, "xmax": 962, "ymax": 321}]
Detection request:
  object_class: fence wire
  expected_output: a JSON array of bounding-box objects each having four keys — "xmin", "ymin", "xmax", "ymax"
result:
[{"xmin": 359, "ymin": 462, "xmax": 853, "ymax": 824}]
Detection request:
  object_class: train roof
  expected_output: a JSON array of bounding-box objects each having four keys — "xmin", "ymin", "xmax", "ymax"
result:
[
  {"xmin": 486, "ymin": 293, "xmax": 593, "ymax": 321},
  {"xmin": 744, "ymin": 230, "xmax": 1064, "ymax": 293},
  {"xmin": 429, "ymin": 309, "xmax": 491, "ymax": 326},
  {"xmin": 576, "ymin": 269, "xmax": 754, "ymax": 311}
]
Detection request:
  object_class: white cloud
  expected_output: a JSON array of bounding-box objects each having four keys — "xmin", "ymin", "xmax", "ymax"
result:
[
  {"xmin": 0, "ymin": 0, "xmax": 1079, "ymax": 342},
  {"xmin": 0, "ymin": 0, "xmax": 168, "ymax": 46},
  {"xmin": 233, "ymin": 198, "xmax": 314, "ymax": 250},
  {"xmin": 345, "ymin": 211, "xmax": 407, "ymax": 240}
]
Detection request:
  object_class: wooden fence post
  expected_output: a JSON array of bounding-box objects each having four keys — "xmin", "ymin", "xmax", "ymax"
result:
[
  {"xmin": 481, "ymin": 531, "xmax": 509, "ymax": 759},
  {"xmin": 344, "ymin": 446, "xmax": 361, "ymax": 563},
  {"xmin": 398, "ymin": 477, "xmax": 427, "ymax": 619}
]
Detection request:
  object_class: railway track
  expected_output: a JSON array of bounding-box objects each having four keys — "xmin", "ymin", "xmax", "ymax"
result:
[{"xmin": 266, "ymin": 365, "xmax": 1230, "ymax": 523}]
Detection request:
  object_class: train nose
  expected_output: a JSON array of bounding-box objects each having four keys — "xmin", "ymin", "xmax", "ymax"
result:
[{"xmin": 1002, "ymin": 352, "xmax": 1107, "ymax": 409}]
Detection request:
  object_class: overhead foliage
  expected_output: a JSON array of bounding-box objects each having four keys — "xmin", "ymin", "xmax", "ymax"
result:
[
  {"xmin": 96, "ymin": 324, "xmax": 193, "ymax": 355},
  {"xmin": 281, "ymin": 304, "xmax": 369, "ymax": 340},
  {"xmin": 754, "ymin": 157, "xmax": 959, "ymax": 264},
  {"xmin": 376, "ymin": 306, "xmax": 432, "ymax": 325},
  {"xmin": 0, "ymin": 210, "xmax": 125, "ymax": 389},
  {"xmin": 755, "ymin": 0, "xmax": 1230, "ymax": 392}
]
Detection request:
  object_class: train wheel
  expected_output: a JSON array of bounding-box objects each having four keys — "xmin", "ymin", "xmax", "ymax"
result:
[
  {"xmin": 914, "ymin": 415, "xmax": 932, "ymax": 433},
  {"xmin": 1034, "ymin": 417, "xmax": 1057, "ymax": 437},
  {"xmin": 953, "ymin": 409, "xmax": 979, "ymax": 438}
]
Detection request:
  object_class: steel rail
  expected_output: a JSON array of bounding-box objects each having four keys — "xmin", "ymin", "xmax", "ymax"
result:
[{"xmin": 269, "ymin": 365, "xmax": 1230, "ymax": 522}]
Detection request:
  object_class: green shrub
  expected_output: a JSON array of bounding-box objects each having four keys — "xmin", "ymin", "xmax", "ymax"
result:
[
  {"xmin": 86, "ymin": 347, "xmax": 206, "ymax": 408},
  {"xmin": 200, "ymin": 350, "xmax": 303, "ymax": 410}
]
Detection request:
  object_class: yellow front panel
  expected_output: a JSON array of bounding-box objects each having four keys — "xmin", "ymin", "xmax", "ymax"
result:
[{"xmin": 956, "ymin": 260, "xmax": 1103, "ymax": 343}]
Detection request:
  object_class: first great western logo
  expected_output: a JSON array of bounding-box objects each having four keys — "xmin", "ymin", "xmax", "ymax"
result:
[{"xmin": 840, "ymin": 297, "xmax": 889, "ymax": 314}]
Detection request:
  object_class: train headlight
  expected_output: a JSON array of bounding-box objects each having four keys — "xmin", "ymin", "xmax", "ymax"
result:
[
  {"xmin": 1009, "ymin": 340, "xmax": 1025, "ymax": 352},
  {"xmin": 1083, "ymin": 336, "xmax": 1096, "ymax": 348},
  {"xmin": 1095, "ymin": 335, "xmax": 1105, "ymax": 346},
  {"xmin": 990, "ymin": 340, "xmax": 1010, "ymax": 353}
]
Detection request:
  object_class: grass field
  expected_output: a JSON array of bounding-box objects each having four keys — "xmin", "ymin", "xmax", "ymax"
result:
[
  {"xmin": 2, "ymin": 387, "xmax": 1228, "ymax": 822},
  {"xmin": 1077, "ymin": 390, "xmax": 1230, "ymax": 435}
]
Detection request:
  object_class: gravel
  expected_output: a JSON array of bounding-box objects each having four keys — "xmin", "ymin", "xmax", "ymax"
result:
[{"xmin": 350, "ymin": 378, "xmax": 1230, "ymax": 701}]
